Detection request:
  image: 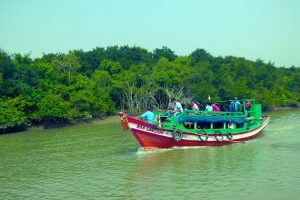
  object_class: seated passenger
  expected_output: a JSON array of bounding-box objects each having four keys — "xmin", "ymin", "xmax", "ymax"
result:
[
  {"xmin": 191, "ymin": 100, "xmax": 199, "ymax": 110},
  {"xmin": 212, "ymin": 104, "xmax": 220, "ymax": 112},
  {"xmin": 205, "ymin": 103, "xmax": 213, "ymax": 112},
  {"xmin": 140, "ymin": 107, "xmax": 155, "ymax": 124},
  {"xmin": 228, "ymin": 122, "xmax": 234, "ymax": 129},
  {"xmin": 246, "ymin": 101, "xmax": 252, "ymax": 110}
]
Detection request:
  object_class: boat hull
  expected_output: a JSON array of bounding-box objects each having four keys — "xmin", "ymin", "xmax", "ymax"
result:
[{"xmin": 126, "ymin": 116, "xmax": 271, "ymax": 148}]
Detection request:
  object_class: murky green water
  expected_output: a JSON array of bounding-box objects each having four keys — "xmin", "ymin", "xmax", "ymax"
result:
[{"xmin": 1, "ymin": 109, "xmax": 300, "ymax": 200}]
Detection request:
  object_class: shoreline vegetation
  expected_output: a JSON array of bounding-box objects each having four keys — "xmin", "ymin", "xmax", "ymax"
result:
[
  {"xmin": 27, "ymin": 105, "xmax": 299, "ymax": 133},
  {"xmin": 28, "ymin": 115, "xmax": 122, "ymax": 131},
  {"xmin": 1, "ymin": 46, "xmax": 300, "ymax": 133}
]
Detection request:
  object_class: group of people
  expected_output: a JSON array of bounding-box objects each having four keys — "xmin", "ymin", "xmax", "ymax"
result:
[
  {"xmin": 166, "ymin": 98, "xmax": 225, "ymax": 115},
  {"xmin": 140, "ymin": 98, "xmax": 183, "ymax": 124},
  {"xmin": 140, "ymin": 97, "xmax": 251, "ymax": 124},
  {"xmin": 192, "ymin": 100, "xmax": 221, "ymax": 112}
]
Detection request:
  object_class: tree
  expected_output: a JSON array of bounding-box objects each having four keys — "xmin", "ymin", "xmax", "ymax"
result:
[
  {"xmin": 32, "ymin": 93, "xmax": 72, "ymax": 122},
  {"xmin": 0, "ymin": 49, "xmax": 15, "ymax": 80},
  {"xmin": 190, "ymin": 48, "xmax": 213, "ymax": 64},
  {"xmin": 0, "ymin": 97, "xmax": 28, "ymax": 132},
  {"xmin": 51, "ymin": 52, "xmax": 80, "ymax": 82},
  {"xmin": 153, "ymin": 46, "xmax": 177, "ymax": 62},
  {"xmin": 99, "ymin": 59, "xmax": 122, "ymax": 75}
]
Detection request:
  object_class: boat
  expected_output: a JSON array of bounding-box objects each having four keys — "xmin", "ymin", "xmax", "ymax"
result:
[{"xmin": 119, "ymin": 99, "xmax": 270, "ymax": 148}]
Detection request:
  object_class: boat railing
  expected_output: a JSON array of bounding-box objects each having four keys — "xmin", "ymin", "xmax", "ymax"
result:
[{"xmin": 181, "ymin": 110, "xmax": 245, "ymax": 118}]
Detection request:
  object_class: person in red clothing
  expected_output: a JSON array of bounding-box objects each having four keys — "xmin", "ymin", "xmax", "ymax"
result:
[
  {"xmin": 246, "ymin": 101, "xmax": 252, "ymax": 110},
  {"xmin": 212, "ymin": 104, "xmax": 220, "ymax": 112}
]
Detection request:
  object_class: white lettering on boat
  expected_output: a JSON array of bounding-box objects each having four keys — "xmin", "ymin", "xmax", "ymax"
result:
[{"xmin": 136, "ymin": 124, "xmax": 164, "ymax": 134}]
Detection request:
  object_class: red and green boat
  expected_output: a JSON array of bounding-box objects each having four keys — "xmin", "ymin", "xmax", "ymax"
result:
[{"xmin": 119, "ymin": 99, "xmax": 270, "ymax": 149}]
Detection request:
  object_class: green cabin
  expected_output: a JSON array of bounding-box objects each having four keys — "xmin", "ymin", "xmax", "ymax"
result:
[{"xmin": 155, "ymin": 99, "xmax": 263, "ymax": 136}]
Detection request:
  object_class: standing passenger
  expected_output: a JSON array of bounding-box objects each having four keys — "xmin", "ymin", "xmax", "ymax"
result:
[{"xmin": 234, "ymin": 97, "xmax": 241, "ymax": 112}]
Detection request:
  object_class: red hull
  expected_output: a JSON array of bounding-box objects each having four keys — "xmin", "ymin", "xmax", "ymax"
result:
[{"xmin": 126, "ymin": 116, "xmax": 270, "ymax": 149}]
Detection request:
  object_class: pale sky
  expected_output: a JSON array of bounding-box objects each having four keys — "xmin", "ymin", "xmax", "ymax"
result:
[{"xmin": 0, "ymin": 0, "xmax": 299, "ymax": 67}]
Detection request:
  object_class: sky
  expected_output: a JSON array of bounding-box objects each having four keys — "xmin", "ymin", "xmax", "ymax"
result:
[{"xmin": 0, "ymin": 0, "xmax": 299, "ymax": 67}]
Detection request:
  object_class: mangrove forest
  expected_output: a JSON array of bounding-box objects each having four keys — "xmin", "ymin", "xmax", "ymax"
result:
[{"xmin": 0, "ymin": 46, "xmax": 299, "ymax": 132}]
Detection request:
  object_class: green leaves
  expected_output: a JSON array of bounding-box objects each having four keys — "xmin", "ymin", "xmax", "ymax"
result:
[
  {"xmin": 0, "ymin": 46, "xmax": 300, "ymax": 132},
  {"xmin": 33, "ymin": 93, "xmax": 71, "ymax": 121},
  {"xmin": 0, "ymin": 97, "xmax": 28, "ymax": 130}
]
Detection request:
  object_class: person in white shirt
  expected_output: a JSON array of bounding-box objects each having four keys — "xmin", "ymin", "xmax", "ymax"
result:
[
  {"xmin": 171, "ymin": 98, "xmax": 183, "ymax": 126},
  {"xmin": 171, "ymin": 98, "xmax": 183, "ymax": 115},
  {"xmin": 205, "ymin": 103, "xmax": 213, "ymax": 112}
]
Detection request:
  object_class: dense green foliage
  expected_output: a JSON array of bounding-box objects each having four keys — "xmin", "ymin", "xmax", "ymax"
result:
[{"xmin": 0, "ymin": 46, "xmax": 299, "ymax": 132}]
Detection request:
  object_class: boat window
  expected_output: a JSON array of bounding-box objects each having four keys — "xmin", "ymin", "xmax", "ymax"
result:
[
  {"xmin": 183, "ymin": 122, "xmax": 194, "ymax": 129},
  {"xmin": 213, "ymin": 122, "xmax": 224, "ymax": 129},
  {"xmin": 196, "ymin": 122, "xmax": 211, "ymax": 129},
  {"xmin": 236, "ymin": 123, "xmax": 244, "ymax": 129},
  {"xmin": 227, "ymin": 122, "xmax": 234, "ymax": 129}
]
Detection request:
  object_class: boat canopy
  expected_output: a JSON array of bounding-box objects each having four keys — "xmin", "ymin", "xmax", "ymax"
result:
[{"xmin": 178, "ymin": 116, "xmax": 245, "ymax": 124}]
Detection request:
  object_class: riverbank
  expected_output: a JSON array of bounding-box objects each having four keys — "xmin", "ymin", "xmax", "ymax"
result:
[
  {"xmin": 28, "ymin": 115, "xmax": 122, "ymax": 131},
  {"xmin": 1, "ymin": 105, "xmax": 298, "ymax": 134}
]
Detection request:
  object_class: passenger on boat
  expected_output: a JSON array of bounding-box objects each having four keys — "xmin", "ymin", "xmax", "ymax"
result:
[
  {"xmin": 171, "ymin": 98, "xmax": 183, "ymax": 116},
  {"xmin": 246, "ymin": 101, "xmax": 252, "ymax": 110},
  {"xmin": 234, "ymin": 97, "xmax": 241, "ymax": 112},
  {"xmin": 228, "ymin": 122, "xmax": 234, "ymax": 129},
  {"xmin": 140, "ymin": 107, "xmax": 155, "ymax": 124},
  {"xmin": 230, "ymin": 97, "xmax": 241, "ymax": 112},
  {"xmin": 191, "ymin": 100, "xmax": 199, "ymax": 110},
  {"xmin": 212, "ymin": 104, "xmax": 220, "ymax": 112},
  {"xmin": 205, "ymin": 103, "xmax": 213, "ymax": 112}
]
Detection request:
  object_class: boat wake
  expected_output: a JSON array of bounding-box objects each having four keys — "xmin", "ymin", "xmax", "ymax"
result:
[
  {"xmin": 135, "ymin": 147, "xmax": 172, "ymax": 155},
  {"xmin": 264, "ymin": 125, "xmax": 294, "ymax": 131},
  {"xmin": 135, "ymin": 146, "xmax": 206, "ymax": 155}
]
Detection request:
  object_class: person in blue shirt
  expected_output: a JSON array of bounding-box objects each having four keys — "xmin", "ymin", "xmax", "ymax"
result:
[
  {"xmin": 140, "ymin": 107, "xmax": 155, "ymax": 124},
  {"xmin": 229, "ymin": 97, "xmax": 241, "ymax": 112},
  {"xmin": 233, "ymin": 97, "xmax": 241, "ymax": 112}
]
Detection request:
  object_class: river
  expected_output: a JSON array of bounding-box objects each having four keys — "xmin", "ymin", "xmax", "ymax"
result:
[{"xmin": 1, "ymin": 109, "xmax": 300, "ymax": 200}]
